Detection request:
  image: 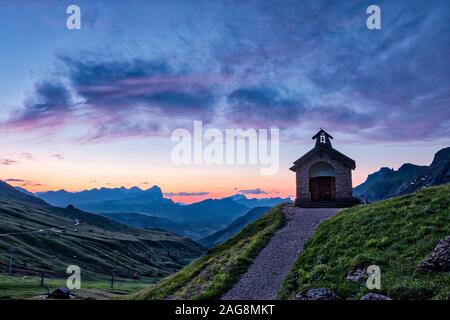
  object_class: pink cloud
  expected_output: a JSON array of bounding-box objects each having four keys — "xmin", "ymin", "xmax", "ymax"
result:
[{"xmin": 1, "ymin": 159, "xmax": 17, "ymax": 165}]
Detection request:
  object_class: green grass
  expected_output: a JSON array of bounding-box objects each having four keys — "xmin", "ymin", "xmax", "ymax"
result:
[
  {"xmin": 0, "ymin": 274, "xmax": 154, "ymax": 300},
  {"xmin": 133, "ymin": 205, "xmax": 286, "ymax": 300},
  {"xmin": 279, "ymin": 184, "xmax": 450, "ymax": 300}
]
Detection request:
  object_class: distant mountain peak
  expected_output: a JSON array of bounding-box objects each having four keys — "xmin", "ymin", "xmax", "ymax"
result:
[
  {"xmin": 354, "ymin": 147, "xmax": 450, "ymax": 202},
  {"xmin": 431, "ymin": 147, "xmax": 450, "ymax": 165},
  {"xmin": 37, "ymin": 185, "xmax": 151, "ymax": 207},
  {"xmin": 0, "ymin": 180, "xmax": 47, "ymax": 205},
  {"xmin": 398, "ymin": 163, "xmax": 425, "ymax": 170},
  {"xmin": 15, "ymin": 186, "xmax": 35, "ymax": 197},
  {"xmin": 145, "ymin": 185, "xmax": 162, "ymax": 192},
  {"xmin": 232, "ymin": 194, "xmax": 292, "ymax": 208},
  {"xmin": 232, "ymin": 194, "xmax": 248, "ymax": 201}
]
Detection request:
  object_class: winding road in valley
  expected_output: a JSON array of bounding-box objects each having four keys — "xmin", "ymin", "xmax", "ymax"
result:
[{"xmin": 222, "ymin": 205, "xmax": 340, "ymax": 300}]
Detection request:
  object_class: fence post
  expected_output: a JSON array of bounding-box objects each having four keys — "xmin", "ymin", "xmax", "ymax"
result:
[
  {"xmin": 40, "ymin": 272, "xmax": 45, "ymax": 286},
  {"xmin": 111, "ymin": 250, "xmax": 118, "ymax": 289},
  {"xmin": 8, "ymin": 246, "xmax": 15, "ymax": 275}
]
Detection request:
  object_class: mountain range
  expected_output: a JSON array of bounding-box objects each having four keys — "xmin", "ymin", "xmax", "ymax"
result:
[
  {"xmin": 354, "ymin": 147, "xmax": 450, "ymax": 202},
  {"xmin": 231, "ymin": 194, "xmax": 292, "ymax": 208},
  {"xmin": 35, "ymin": 187, "xmax": 290, "ymax": 239},
  {"xmin": 36, "ymin": 186, "xmax": 159, "ymax": 207}
]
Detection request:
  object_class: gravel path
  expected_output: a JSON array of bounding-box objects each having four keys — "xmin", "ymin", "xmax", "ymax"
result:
[{"xmin": 221, "ymin": 205, "xmax": 340, "ymax": 300}]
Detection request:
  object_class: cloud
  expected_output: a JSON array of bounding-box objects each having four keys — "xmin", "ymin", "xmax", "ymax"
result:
[
  {"xmin": 5, "ymin": 56, "xmax": 220, "ymax": 141},
  {"xmin": 164, "ymin": 191, "xmax": 210, "ymax": 197},
  {"xmin": 62, "ymin": 56, "xmax": 216, "ymax": 113},
  {"xmin": 1, "ymin": 159, "xmax": 17, "ymax": 165},
  {"xmin": 5, "ymin": 178, "xmax": 24, "ymax": 182},
  {"xmin": 238, "ymin": 188, "xmax": 269, "ymax": 195},
  {"xmin": 220, "ymin": 1, "xmax": 450, "ymax": 141},
  {"xmin": 21, "ymin": 153, "xmax": 35, "ymax": 160},
  {"xmin": 50, "ymin": 154, "xmax": 64, "ymax": 160},
  {"xmin": 6, "ymin": 80, "xmax": 73, "ymax": 131},
  {"xmin": 21, "ymin": 181, "xmax": 45, "ymax": 187},
  {"xmin": 2, "ymin": 1, "xmax": 449, "ymax": 143},
  {"xmin": 308, "ymin": 105, "xmax": 380, "ymax": 132},
  {"xmin": 226, "ymin": 86, "xmax": 305, "ymax": 128}
]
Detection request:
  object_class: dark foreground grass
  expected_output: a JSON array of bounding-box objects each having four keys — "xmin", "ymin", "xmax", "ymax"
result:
[
  {"xmin": 133, "ymin": 205, "xmax": 286, "ymax": 300},
  {"xmin": 279, "ymin": 184, "xmax": 450, "ymax": 300},
  {"xmin": 0, "ymin": 274, "xmax": 154, "ymax": 299}
]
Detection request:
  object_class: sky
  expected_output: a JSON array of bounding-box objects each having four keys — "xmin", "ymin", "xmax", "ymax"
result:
[{"xmin": 0, "ymin": 0, "xmax": 449, "ymax": 203}]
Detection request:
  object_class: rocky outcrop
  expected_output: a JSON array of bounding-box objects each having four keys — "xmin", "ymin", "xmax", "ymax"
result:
[
  {"xmin": 295, "ymin": 288, "xmax": 340, "ymax": 300},
  {"xmin": 419, "ymin": 236, "xmax": 450, "ymax": 272},
  {"xmin": 360, "ymin": 293, "xmax": 391, "ymax": 300},
  {"xmin": 354, "ymin": 147, "xmax": 450, "ymax": 202},
  {"xmin": 346, "ymin": 268, "xmax": 366, "ymax": 283}
]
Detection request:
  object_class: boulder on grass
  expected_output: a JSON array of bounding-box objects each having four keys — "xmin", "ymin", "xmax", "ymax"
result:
[
  {"xmin": 49, "ymin": 286, "xmax": 71, "ymax": 299},
  {"xmin": 295, "ymin": 288, "xmax": 340, "ymax": 300},
  {"xmin": 346, "ymin": 268, "xmax": 366, "ymax": 282},
  {"xmin": 419, "ymin": 236, "xmax": 450, "ymax": 272},
  {"xmin": 360, "ymin": 293, "xmax": 391, "ymax": 300}
]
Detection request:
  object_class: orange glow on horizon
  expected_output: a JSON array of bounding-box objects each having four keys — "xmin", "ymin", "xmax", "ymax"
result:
[{"xmin": 4, "ymin": 167, "xmax": 369, "ymax": 205}]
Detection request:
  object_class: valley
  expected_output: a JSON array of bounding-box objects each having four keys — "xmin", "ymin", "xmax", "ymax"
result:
[
  {"xmin": 0, "ymin": 181, "xmax": 205, "ymax": 295},
  {"xmin": 37, "ymin": 186, "xmax": 290, "ymax": 239},
  {"xmin": 0, "ymin": 179, "xmax": 288, "ymax": 299}
]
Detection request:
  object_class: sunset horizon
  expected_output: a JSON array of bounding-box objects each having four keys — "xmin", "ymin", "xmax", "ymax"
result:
[{"xmin": 2, "ymin": 138, "xmax": 448, "ymax": 204}]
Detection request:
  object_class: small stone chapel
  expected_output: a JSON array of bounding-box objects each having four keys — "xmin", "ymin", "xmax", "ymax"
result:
[{"xmin": 290, "ymin": 129, "xmax": 356, "ymax": 207}]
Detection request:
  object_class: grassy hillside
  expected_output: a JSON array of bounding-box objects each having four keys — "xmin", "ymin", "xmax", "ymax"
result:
[
  {"xmin": 280, "ymin": 184, "xmax": 450, "ymax": 300},
  {"xmin": 0, "ymin": 183, "xmax": 204, "ymax": 282},
  {"xmin": 98, "ymin": 212, "xmax": 185, "ymax": 236},
  {"xmin": 133, "ymin": 206, "xmax": 285, "ymax": 299},
  {"xmin": 199, "ymin": 206, "xmax": 271, "ymax": 248}
]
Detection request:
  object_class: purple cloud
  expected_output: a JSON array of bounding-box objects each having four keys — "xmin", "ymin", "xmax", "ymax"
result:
[
  {"xmin": 6, "ymin": 80, "xmax": 73, "ymax": 131},
  {"xmin": 5, "ymin": 56, "xmax": 221, "ymax": 141},
  {"xmin": 164, "ymin": 191, "xmax": 210, "ymax": 196},
  {"xmin": 21, "ymin": 180, "xmax": 44, "ymax": 187},
  {"xmin": 5, "ymin": 178, "xmax": 24, "ymax": 182},
  {"xmin": 1, "ymin": 159, "xmax": 17, "ymax": 165},
  {"xmin": 2, "ymin": 1, "xmax": 449, "ymax": 143},
  {"xmin": 226, "ymin": 87, "xmax": 305, "ymax": 128},
  {"xmin": 51, "ymin": 154, "xmax": 64, "ymax": 160},
  {"xmin": 61, "ymin": 56, "xmax": 216, "ymax": 113},
  {"xmin": 238, "ymin": 188, "xmax": 269, "ymax": 195},
  {"xmin": 21, "ymin": 153, "xmax": 35, "ymax": 160}
]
